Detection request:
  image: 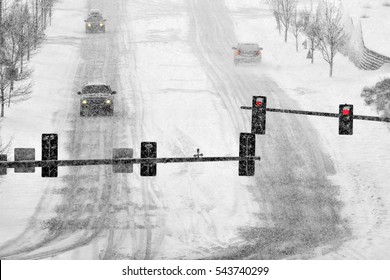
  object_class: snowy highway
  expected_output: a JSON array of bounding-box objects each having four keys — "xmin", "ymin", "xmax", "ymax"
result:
[{"xmin": 0, "ymin": 0, "xmax": 389, "ymax": 260}]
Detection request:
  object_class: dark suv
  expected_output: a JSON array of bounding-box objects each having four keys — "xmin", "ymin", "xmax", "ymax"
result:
[
  {"xmin": 84, "ymin": 9, "xmax": 106, "ymax": 33},
  {"xmin": 77, "ymin": 83, "xmax": 116, "ymax": 116},
  {"xmin": 232, "ymin": 43, "xmax": 263, "ymax": 65}
]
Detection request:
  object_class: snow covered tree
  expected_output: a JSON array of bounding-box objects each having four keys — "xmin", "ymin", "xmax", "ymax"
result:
[
  {"xmin": 265, "ymin": 0, "xmax": 282, "ymax": 35},
  {"xmin": 266, "ymin": 0, "xmax": 297, "ymax": 42},
  {"xmin": 316, "ymin": 0, "xmax": 349, "ymax": 77},
  {"xmin": 291, "ymin": 6, "xmax": 309, "ymax": 51},
  {"xmin": 303, "ymin": 7, "xmax": 321, "ymax": 64},
  {"xmin": 0, "ymin": 0, "xmax": 58, "ymax": 117},
  {"xmin": 41, "ymin": 0, "xmax": 57, "ymax": 27},
  {"xmin": 279, "ymin": 0, "xmax": 297, "ymax": 42},
  {"xmin": 361, "ymin": 78, "xmax": 390, "ymax": 121},
  {"xmin": 0, "ymin": 55, "xmax": 33, "ymax": 117},
  {"xmin": 0, "ymin": 2, "xmax": 33, "ymax": 117},
  {"xmin": 0, "ymin": 0, "xmax": 3, "ymax": 45}
]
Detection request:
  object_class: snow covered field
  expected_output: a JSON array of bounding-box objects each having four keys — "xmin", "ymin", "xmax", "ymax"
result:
[
  {"xmin": 0, "ymin": 0, "xmax": 389, "ymax": 259},
  {"xmin": 341, "ymin": 0, "xmax": 390, "ymax": 57}
]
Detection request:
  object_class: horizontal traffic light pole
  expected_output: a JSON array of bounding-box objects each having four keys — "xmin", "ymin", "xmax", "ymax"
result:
[
  {"xmin": 240, "ymin": 106, "xmax": 390, "ymax": 123},
  {"xmin": 1, "ymin": 135, "xmax": 260, "ymax": 177},
  {"xmin": 0, "ymin": 156, "xmax": 261, "ymax": 169}
]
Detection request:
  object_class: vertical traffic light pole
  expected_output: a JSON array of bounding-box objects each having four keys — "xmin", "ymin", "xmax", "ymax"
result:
[{"xmin": 251, "ymin": 96, "xmax": 267, "ymax": 135}]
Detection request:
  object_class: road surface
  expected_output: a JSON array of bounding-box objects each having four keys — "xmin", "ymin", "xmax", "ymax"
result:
[{"xmin": 0, "ymin": 0, "xmax": 347, "ymax": 259}]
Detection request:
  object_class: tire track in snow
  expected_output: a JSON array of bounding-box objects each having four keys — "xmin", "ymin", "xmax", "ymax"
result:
[
  {"xmin": 187, "ymin": 0, "xmax": 349, "ymax": 259},
  {"xmin": 0, "ymin": 0, "xmax": 144, "ymax": 260}
]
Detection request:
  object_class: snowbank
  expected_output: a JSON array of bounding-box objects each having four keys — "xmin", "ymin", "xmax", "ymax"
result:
[
  {"xmin": 0, "ymin": 0, "xmax": 88, "ymax": 247},
  {"xmin": 341, "ymin": 0, "xmax": 390, "ymax": 58}
]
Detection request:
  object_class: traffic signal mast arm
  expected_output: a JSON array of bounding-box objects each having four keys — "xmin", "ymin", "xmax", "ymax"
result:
[
  {"xmin": 0, "ymin": 156, "xmax": 261, "ymax": 169},
  {"xmin": 241, "ymin": 106, "xmax": 390, "ymax": 122},
  {"xmin": 1, "ymin": 134, "xmax": 261, "ymax": 177}
]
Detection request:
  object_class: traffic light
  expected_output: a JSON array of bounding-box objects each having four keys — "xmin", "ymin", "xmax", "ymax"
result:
[
  {"xmin": 339, "ymin": 104, "xmax": 353, "ymax": 135},
  {"xmin": 0, "ymin": 154, "xmax": 7, "ymax": 175},
  {"xmin": 251, "ymin": 96, "xmax": 267, "ymax": 134},
  {"xmin": 42, "ymin": 134, "xmax": 58, "ymax": 177},
  {"xmin": 239, "ymin": 133, "xmax": 256, "ymax": 176},
  {"xmin": 140, "ymin": 142, "xmax": 157, "ymax": 176}
]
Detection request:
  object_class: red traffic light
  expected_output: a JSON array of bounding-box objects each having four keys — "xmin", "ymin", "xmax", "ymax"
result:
[
  {"xmin": 339, "ymin": 104, "xmax": 353, "ymax": 135},
  {"xmin": 342, "ymin": 108, "xmax": 350, "ymax": 116},
  {"xmin": 255, "ymin": 98, "xmax": 264, "ymax": 107}
]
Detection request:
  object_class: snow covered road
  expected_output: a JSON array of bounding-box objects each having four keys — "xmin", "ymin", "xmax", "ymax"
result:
[
  {"xmin": 187, "ymin": 0, "xmax": 347, "ymax": 259},
  {"xmin": 0, "ymin": 0, "xmax": 363, "ymax": 259}
]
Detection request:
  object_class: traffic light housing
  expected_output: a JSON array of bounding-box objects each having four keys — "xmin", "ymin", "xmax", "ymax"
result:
[
  {"xmin": 140, "ymin": 142, "xmax": 157, "ymax": 176},
  {"xmin": 251, "ymin": 96, "xmax": 267, "ymax": 134},
  {"xmin": 0, "ymin": 154, "xmax": 7, "ymax": 175},
  {"xmin": 42, "ymin": 134, "xmax": 58, "ymax": 177},
  {"xmin": 339, "ymin": 104, "xmax": 353, "ymax": 135},
  {"xmin": 239, "ymin": 133, "xmax": 256, "ymax": 176}
]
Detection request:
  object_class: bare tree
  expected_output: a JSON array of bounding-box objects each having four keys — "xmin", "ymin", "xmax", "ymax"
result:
[
  {"xmin": 44, "ymin": 0, "xmax": 57, "ymax": 26},
  {"xmin": 265, "ymin": 0, "xmax": 282, "ymax": 35},
  {"xmin": 0, "ymin": 2, "xmax": 33, "ymax": 117},
  {"xmin": 0, "ymin": 61, "xmax": 33, "ymax": 117},
  {"xmin": 0, "ymin": 0, "xmax": 3, "ymax": 47},
  {"xmin": 279, "ymin": 0, "xmax": 297, "ymax": 42},
  {"xmin": 0, "ymin": 0, "xmax": 58, "ymax": 118},
  {"xmin": 291, "ymin": 5, "xmax": 309, "ymax": 51},
  {"xmin": 265, "ymin": 0, "xmax": 297, "ymax": 42},
  {"xmin": 303, "ymin": 7, "xmax": 321, "ymax": 64},
  {"xmin": 316, "ymin": 0, "xmax": 349, "ymax": 77}
]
